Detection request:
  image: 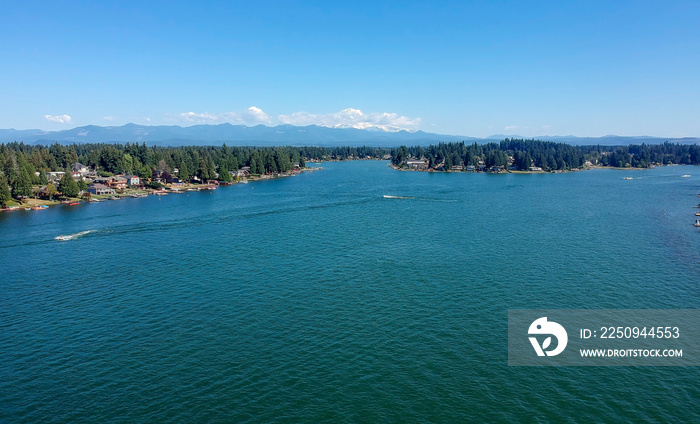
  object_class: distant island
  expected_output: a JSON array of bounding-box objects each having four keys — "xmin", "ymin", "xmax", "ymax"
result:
[
  {"xmin": 1, "ymin": 139, "xmax": 698, "ymax": 209},
  {"xmin": 389, "ymin": 139, "xmax": 700, "ymax": 173}
]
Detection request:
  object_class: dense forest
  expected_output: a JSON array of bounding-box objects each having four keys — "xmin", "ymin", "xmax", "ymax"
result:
[{"xmin": 390, "ymin": 139, "xmax": 700, "ymax": 170}]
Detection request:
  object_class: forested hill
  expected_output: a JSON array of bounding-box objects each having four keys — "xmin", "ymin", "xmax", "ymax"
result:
[{"xmin": 390, "ymin": 139, "xmax": 700, "ymax": 170}]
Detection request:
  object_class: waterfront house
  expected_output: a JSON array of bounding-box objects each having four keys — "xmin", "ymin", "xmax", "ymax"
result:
[
  {"xmin": 450, "ymin": 165, "xmax": 464, "ymax": 172},
  {"xmin": 406, "ymin": 159, "xmax": 428, "ymax": 169},
  {"xmin": 466, "ymin": 165, "xmax": 475, "ymax": 172},
  {"xmin": 47, "ymin": 171, "xmax": 65, "ymax": 181},
  {"xmin": 72, "ymin": 163, "xmax": 89, "ymax": 175},
  {"xmin": 125, "ymin": 175, "xmax": 141, "ymax": 187},
  {"xmin": 529, "ymin": 166, "xmax": 543, "ymax": 172},
  {"xmin": 87, "ymin": 183, "xmax": 116, "ymax": 196},
  {"xmin": 107, "ymin": 176, "xmax": 127, "ymax": 190},
  {"xmin": 93, "ymin": 176, "xmax": 110, "ymax": 185}
]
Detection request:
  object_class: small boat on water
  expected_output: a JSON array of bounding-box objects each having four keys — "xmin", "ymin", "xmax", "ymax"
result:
[
  {"xmin": 31, "ymin": 205, "xmax": 48, "ymax": 210},
  {"xmin": 55, "ymin": 230, "xmax": 95, "ymax": 241},
  {"xmin": 695, "ymin": 220, "xmax": 700, "ymax": 227},
  {"xmin": 24, "ymin": 208, "xmax": 31, "ymax": 211},
  {"xmin": 69, "ymin": 202, "xmax": 80, "ymax": 206},
  {"xmin": 681, "ymin": 175, "xmax": 690, "ymax": 178},
  {"xmin": 696, "ymin": 212, "xmax": 700, "ymax": 216},
  {"xmin": 3, "ymin": 206, "xmax": 19, "ymax": 211},
  {"xmin": 623, "ymin": 177, "xmax": 633, "ymax": 180}
]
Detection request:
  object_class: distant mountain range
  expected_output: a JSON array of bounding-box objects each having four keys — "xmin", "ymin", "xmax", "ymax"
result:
[{"xmin": 0, "ymin": 123, "xmax": 698, "ymax": 147}]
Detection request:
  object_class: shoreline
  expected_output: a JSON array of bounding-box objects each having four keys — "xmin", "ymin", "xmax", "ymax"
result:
[
  {"xmin": 1, "ymin": 167, "xmax": 321, "ymax": 212},
  {"xmin": 388, "ymin": 163, "xmax": 690, "ymax": 174}
]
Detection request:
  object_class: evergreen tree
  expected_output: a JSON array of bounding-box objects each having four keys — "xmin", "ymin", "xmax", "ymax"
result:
[
  {"xmin": 206, "ymin": 156, "xmax": 216, "ymax": 179},
  {"xmin": 178, "ymin": 161, "xmax": 190, "ymax": 181},
  {"xmin": 0, "ymin": 174, "xmax": 10, "ymax": 206},
  {"xmin": 12, "ymin": 167, "xmax": 32, "ymax": 198},
  {"xmin": 219, "ymin": 164, "xmax": 233, "ymax": 182},
  {"xmin": 45, "ymin": 183, "xmax": 57, "ymax": 200},
  {"xmin": 198, "ymin": 157, "xmax": 210, "ymax": 181},
  {"xmin": 58, "ymin": 172, "xmax": 79, "ymax": 198},
  {"xmin": 38, "ymin": 170, "xmax": 48, "ymax": 184},
  {"xmin": 275, "ymin": 150, "xmax": 291, "ymax": 172},
  {"xmin": 139, "ymin": 165, "xmax": 152, "ymax": 180},
  {"xmin": 250, "ymin": 151, "xmax": 264, "ymax": 174}
]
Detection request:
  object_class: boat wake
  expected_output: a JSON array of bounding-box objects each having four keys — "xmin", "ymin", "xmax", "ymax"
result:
[
  {"xmin": 383, "ymin": 195, "xmax": 415, "ymax": 200},
  {"xmin": 55, "ymin": 230, "xmax": 96, "ymax": 241}
]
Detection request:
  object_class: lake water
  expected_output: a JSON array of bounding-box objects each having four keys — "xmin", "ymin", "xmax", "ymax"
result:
[{"xmin": 1, "ymin": 161, "xmax": 699, "ymax": 422}]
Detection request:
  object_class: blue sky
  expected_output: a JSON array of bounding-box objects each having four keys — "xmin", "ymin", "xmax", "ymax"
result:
[{"xmin": 1, "ymin": 0, "xmax": 699, "ymax": 137}]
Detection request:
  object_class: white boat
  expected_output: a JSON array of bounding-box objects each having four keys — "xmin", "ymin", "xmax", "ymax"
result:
[
  {"xmin": 55, "ymin": 235, "xmax": 71, "ymax": 241},
  {"xmin": 623, "ymin": 177, "xmax": 633, "ymax": 180},
  {"xmin": 383, "ymin": 195, "xmax": 414, "ymax": 199},
  {"xmin": 681, "ymin": 175, "xmax": 690, "ymax": 178},
  {"xmin": 695, "ymin": 220, "xmax": 700, "ymax": 228}
]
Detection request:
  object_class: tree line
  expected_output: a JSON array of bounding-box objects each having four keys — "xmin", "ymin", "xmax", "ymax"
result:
[
  {"xmin": 390, "ymin": 139, "xmax": 700, "ymax": 170},
  {"xmin": 1, "ymin": 139, "xmax": 698, "ymax": 205},
  {"xmin": 0, "ymin": 142, "xmax": 388, "ymax": 203}
]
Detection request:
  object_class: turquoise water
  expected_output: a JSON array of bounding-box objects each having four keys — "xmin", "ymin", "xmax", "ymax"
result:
[{"xmin": 1, "ymin": 161, "xmax": 699, "ymax": 423}]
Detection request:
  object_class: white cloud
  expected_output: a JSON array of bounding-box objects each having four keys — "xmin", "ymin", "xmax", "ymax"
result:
[
  {"xmin": 180, "ymin": 112, "xmax": 221, "ymax": 122},
  {"xmin": 45, "ymin": 114, "xmax": 71, "ymax": 124},
  {"xmin": 171, "ymin": 107, "xmax": 420, "ymax": 132},
  {"xmin": 278, "ymin": 108, "xmax": 421, "ymax": 132},
  {"xmin": 176, "ymin": 106, "xmax": 271, "ymax": 125},
  {"xmin": 246, "ymin": 106, "xmax": 270, "ymax": 123},
  {"xmin": 102, "ymin": 116, "xmax": 115, "ymax": 122}
]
